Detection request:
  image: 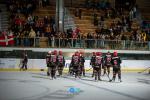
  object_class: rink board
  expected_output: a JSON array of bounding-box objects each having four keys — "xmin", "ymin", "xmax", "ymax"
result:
[{"xmin": 0, "ymin": 58, "xmax": 150, "ymax": 72}]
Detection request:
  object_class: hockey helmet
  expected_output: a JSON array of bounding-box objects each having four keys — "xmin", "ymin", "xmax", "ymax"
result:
[
  {"xmin": 53, "ymin": 50, "xmax": 57, "ymax": 55},
  {"xmin": 92, "ymin": 52, "xmax": 96, "ymax": 55},
  {"xmin": 107, "ymin": 51, "xmax": 110, "ymax": 54},
  {"xmin": 80, "ymin": 52, "xmax": 83, "ymax": 54},
  {"xmin": 96, "ymin": 52, "xmax": 99, "ymax": 56},
  {"xmin": 59, "ymin": 51, "xmax": 62, "ymax": 55},
  {"xmin": 75, "ymin": 51, "xmax": 79, "ymax": 56},
  {"xmin": 48, "ymin": 51, "xmax": 51, "ymax": 54},
  {"xmin": 99, "ymin": 52, "xmax": 102, "ymax": 56},
  {"xmin": 113, "ymin": 51, "xmax": 118, "ymax": 57}
]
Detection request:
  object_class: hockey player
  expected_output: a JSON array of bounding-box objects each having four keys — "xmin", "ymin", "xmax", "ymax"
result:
[
  {"xmin": 46, "ymin": 51, "xmax": 51, "ymax": 76},
  {"xmin": 79, "ymin": 52, "xmax": 85, "ymax": 77},
  {"xmin": 20, "ymin": 50, "xmax": 28, "ymax": 71},
  {"xmin": 110, "ymin": 51, "xmax": 122, "ymax": 82},
  {"xmin": 90, "ymin": 52, "xmax": 96, "ymax": 77},
  {"xmin": 50, "ymin": 50, "xmax": 58, "ymax": 79},
  {"xmin": 57, "ymin": 50, "xmax": 65, "ymax": 76},
  {"xmin": 69, "ymin": 54, "xmax": 74, "ymax": 75},
  {"xmin": 103, "ymin": 51, "xmax": 112, "ymax": 77},
  {"xmin": 93, "ymin": 52, "xmax": 103, "ymax": 81},
  {"xmin": 72, "ymin": 51, "xmax": 80, "ymax": 78}
]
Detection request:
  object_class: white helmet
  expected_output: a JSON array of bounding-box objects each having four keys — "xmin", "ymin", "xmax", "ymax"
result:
[{"xmin": 48, "ymin": 51, "xmax": 51, "ymax": 54}]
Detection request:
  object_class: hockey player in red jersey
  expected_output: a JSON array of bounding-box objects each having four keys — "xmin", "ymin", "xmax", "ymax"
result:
[
  {"xmin": 50, "ymin": 50, "xmax": 58, "ymax": 79},
  {"xmin": 110, "ymin": 51, "xmax": 122, "ymax": 82},
  {"xmin": 57, "ymin": 50, "xmax": 65, "ymax": 76},
  {"xmin": 72, "ymin": 51, "xmax": 80, "ymax": 78},
  {"xmin": 93, "ymin": 52, "xmax": 103, "ymax": 81},
  {"xmin": 103, "ymin": 51, "xmax": 112, "ymax": 77}
]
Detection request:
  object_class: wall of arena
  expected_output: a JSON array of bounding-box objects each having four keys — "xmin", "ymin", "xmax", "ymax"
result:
[
  {"xmin": 0, "ymin": 47, "xmax": 150, "ymax": 72},
  {"xmin": 0, "ymin": 58, "xmax": 150, "ymax": 71}
]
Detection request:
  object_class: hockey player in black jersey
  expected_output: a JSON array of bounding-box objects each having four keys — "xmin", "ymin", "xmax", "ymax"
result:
[
  {"xmin": 90, "ymin": 52, "xmax": 96, "ymax": 77},
  {"xmin": 103, "ymin": 51, "xmax": 112, "ymax": 77},
  {"xmin": 72, "ymin": 51, "xmax": 80, "ymax": 78},
  {"xmin": 57, "ymin": 50, "xmax": 65, "ymax": 76},
  {"xmin": 110, "ymin": 51, "xmax": 122, "ymax": 82},
  {"xmin": 79, "ymin": 52, "xmax": 85, "ymax": 77},
  {"xmin": 50, "ymin": 50, "xmax": 58, "ymax": 79},
  {"xmin": 93, "ymin": 52, "xmax": 103, "ymax": 81}
]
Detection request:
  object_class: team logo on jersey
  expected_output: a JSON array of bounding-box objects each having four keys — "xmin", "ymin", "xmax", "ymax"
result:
[
  {"xmin": 51, "ymin": 55, "xmax": 57, "ymax": 63},
  {"xmin": 96, "ymin": 56, "xmax": 102, "ymax": 64},
  {"xmin": 114, "ymin": 60, "xmax": 118, "ymax": 65},
  {"xmin": 73, "ymin": 56, "xmax": 79, "ymax": 64},
  {"xmin": 107, "ymin": 57, "xmax": 111, "ymax": 62},
  {"xmin": 58, "ymin": 56, "xmax": 63, "ymax": 63}
]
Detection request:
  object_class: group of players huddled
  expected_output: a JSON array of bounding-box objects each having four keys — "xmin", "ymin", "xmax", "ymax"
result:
[
  {"xmin": 46, "ymin": 50, "xmax": 65, "ymax": 79},
  {"xmin": 46, "ymin": 50, "xmax": 122, "ymax": 82}
]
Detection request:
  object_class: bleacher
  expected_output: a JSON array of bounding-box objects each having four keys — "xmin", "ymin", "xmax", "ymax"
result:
[{"xmin": 0, "ymin": 0, "xmax": 150, "ymax": 50}]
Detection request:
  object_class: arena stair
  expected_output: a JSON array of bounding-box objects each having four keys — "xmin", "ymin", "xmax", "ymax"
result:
[{"xmin": 0, "ymin": 4, "xmax": 9, "ymax": 31}]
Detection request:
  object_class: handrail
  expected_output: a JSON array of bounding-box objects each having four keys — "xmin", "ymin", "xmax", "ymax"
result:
[{"xmin": 1, "ymin": 37, "xmax": 150, "ymax": 50}]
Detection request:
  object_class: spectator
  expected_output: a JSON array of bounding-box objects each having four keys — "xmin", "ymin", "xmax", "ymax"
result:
[
  {"xmin": 129, "ymin": 9, "xmax": 134, "ymax": 21},
  {"xmin": 50, "ymin": 16, "xmax": 55, "ymax": 31},
  {"xmin": 75, "ymin": 26, "xmax": 81, "ymax": 36},
  {"xmin": 93, "ymin": 13, "xmax": 98, "ymax": 26},
  {"xmin": 141, "ymin": 30, "xmax": 147, "ymax": 41},
  {"xmin": 27, "ymin": 15, "xmax": 34, "ymax": 26},
  {"xmin": 78, "ymin": 8, "xmax": 82, "ymax": 19},
  {"xmin": 29, "ymin": 28, "xmax": 36, "ymax": 46},
  {"xmin": 75, "ymin": 8, "xmax": 82, "ymax": 19},
  {"xmin": 23, "ymin": 30, "xmax": 29, "ymax": 46},
  {"xmin": 48, "ymin": 34, "xmax": 53, "ymax": 47},
  {"xmin": 133, "ymin": 6, "xmax": 137, "ymax": 18},
  {"xmin": 55, "ymin": 31, "xmax": 62, "ymax": 47},
  {"xmin": 35, "ymin": 30, "xmax": 40, "ymax": 47},
  {"xmin": 51, "ymin": 34, "xmax": 55, "ymax": 47},
  {"xmin": 39, "ymin": 0, "xmax": 43, "ymax": 8},
  {"xmin": 44, "ymin": 16, "xmax": 49, "ymax": 25},
  {"xmin": 42, "ymin": 0, "xmax": 48, "ymax": 7},
  {"xmin": 72, "ymin": 29, "xmax": 78, "ymax": 47},
  {"xmin": 75, "ymin": 8, "xmax": 79, "ymax": 17},
  {"xmin": 16, "ymin": 30, "xmax": 22, "ymax": 46},
  {"xmin": 87, "ymin": 32, "xmax": 93, "ymax": 48},
  {"xmin": 45, "ymin": 24, "xmax": 51, "ymax": 37}
]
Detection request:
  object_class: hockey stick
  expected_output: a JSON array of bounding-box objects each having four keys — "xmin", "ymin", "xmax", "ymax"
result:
[
  {"xmin": 19, "ymin": 59, "xmax": 23, "ymax": 70},
  {"xmin": 105, "ymin": 72, "xmax": 111, "ymax": 81},
  {"xmin": 138, "ymin": 67, "xmax": 150, "ymax": 73}
]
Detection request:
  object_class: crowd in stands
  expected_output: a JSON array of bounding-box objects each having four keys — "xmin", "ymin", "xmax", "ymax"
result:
[
  {"xmin": 0, "ymin": 0, "xmax": 149, "ymax": 48},
  {"xmin": 7, "ymin": 0, "xmax": 37, "ymax": 17},
  {"xmin": 82, "ymin": 0, "xmax": 149, "ymax": 42},
  {"xmin": 2, "ymin": 0, "xmax": 55, "ymax": 46}
]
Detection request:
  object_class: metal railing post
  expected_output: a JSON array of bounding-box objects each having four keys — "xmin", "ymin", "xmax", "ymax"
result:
[{"xmin": 34, "ymin": 37, "xmax": 35, "ymax": 47}]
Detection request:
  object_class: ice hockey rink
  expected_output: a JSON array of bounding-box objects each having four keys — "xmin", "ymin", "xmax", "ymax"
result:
[{"xmin": 0, "ymin": 71, "xmax": 149, "ymax": 100}]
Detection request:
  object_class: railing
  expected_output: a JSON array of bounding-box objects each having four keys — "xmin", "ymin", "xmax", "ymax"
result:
[{"xmin": 3, "ymin": 37, "xmax": 150, "ymax": 50}]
